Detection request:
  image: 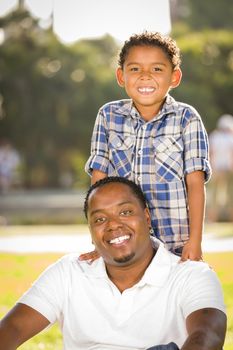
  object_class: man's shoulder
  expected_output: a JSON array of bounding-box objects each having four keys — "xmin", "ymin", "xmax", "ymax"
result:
[
  {"xmin": 52, "ymin": 253, "xmax": 82, "ymax": 271},
  {"xmin": 171, "ymin": 257, "xmax": 216, "ymax": 283},
  {"xmin": 51, "ymin": 254, "xmax": 106, "ymax": 278},
  {"xmin": 155, "ymin": 243, "xmax": 214, "ymax": 277}
]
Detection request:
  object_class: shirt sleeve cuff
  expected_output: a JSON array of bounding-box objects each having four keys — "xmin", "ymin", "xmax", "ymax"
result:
[
  {"xmin": 185, "ymin": 158, "xmax": 212, "ymax": 183},
  {"xmin": 85, "ymin": 154, "xmax": 109, "ymax": 176},
  {"xmin": 17, "ymin": 296, "xmax": 56, "ymax": 324}
]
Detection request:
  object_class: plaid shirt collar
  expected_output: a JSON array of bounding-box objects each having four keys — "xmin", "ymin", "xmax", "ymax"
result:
[{"xmin": 115, "ymin": 94, "xmax": 179, "ymax": 122}]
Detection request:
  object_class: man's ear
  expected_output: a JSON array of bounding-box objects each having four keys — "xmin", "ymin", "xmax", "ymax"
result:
[
  {"xmin": 144, "ymin": 207, "xmax": 152, "ymax": 228},
  {"xmin": 116, "ymin": 67, "xmax": 125, "ymax": 87},
  {"xmin": 171, "ymin": 68, "xmax": 182, "ymax": 88}
]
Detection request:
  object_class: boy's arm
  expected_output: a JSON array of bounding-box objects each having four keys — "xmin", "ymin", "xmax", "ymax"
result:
[
  {"xmin": 181, "ymin": 308, "xmax": 226, "ymax": 350},
  {"xmin": 181, "ymin": 170, "xmax": 205, "ymax": 261},
  {"xmin": 0, "ymin": 303, "xmax": 50, "ymax": 350},
  {"xmin": 91, "ymin": 169, "xmax": 107, "ymax": 185}
]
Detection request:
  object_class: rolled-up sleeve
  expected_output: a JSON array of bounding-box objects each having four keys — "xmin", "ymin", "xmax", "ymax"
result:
[
  {"xmin": 182, "ymin": 108, "xmax": 212, "ymax": 183},
  {"xmin": 85, "ymin": 109, "xmax": 109, "ymax": 176}
]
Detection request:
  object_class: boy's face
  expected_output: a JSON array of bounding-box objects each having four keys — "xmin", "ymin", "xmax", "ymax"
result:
[{"xmin": 116, "ymin": 45, "xmax": 182, "ymax": 119}]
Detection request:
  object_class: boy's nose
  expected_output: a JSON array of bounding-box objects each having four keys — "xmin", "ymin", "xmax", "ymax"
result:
[{"xmin": 140, "ymin": 71, "xmax": 152, "ymax": 79}]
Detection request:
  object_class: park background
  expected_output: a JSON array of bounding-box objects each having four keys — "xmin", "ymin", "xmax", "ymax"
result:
[{"xmin": 0, "ymin": 0, "xmax": 233, "ymax": 349}]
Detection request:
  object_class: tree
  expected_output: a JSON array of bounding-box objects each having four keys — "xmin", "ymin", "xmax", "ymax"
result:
[
  {"xmin": 170, "ymin": 0, "xmax": 233, "ymax": 131},
  {"xmin": 170, "ymin": 0, "xmax": 233, "ymax": 30},
  {"xmin": 0, "ymin": 7, "xmax": 122, "ymax": 188}
]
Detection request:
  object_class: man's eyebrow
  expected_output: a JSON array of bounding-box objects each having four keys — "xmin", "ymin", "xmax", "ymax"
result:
[{"xmin": 89, "ymin": 201, "xmax": 133, "ymax": 216}]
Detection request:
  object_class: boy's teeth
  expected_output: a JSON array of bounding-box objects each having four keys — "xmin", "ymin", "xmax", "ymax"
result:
[
  {"xmin": 138, "ymin": 87, "xmax": 154, "ymax": 92},
  {"xmin": 109, "ymin": 235, "xmax": 130, "ymax": 244}
]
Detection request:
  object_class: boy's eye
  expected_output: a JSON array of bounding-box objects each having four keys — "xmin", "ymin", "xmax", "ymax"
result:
[
  {"xmin": 153, "ymin": 67, "xmax": 162, "ymax": 72},
  {"xmin": 130, "ymin": 67, "xmax": 139, "ymax": 72}
]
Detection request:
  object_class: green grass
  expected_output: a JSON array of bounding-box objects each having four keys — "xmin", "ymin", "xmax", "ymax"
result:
[
  {"xmin": 205, "ymin": 222, "xmax": 233, "ymax": 238},
  {"xmin": 203, "ymin": 252, "xmax": 233, "ymax": 350},
  {"xmin": 0, "ymin": 253, "xmax": 63, "ymax": 349},
  {"xmin": 0, "ymin": 252, "xmax": 233, "ymax": 349}
]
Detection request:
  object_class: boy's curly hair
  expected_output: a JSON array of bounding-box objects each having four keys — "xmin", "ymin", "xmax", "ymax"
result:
[{"xmin": 118, "ymin": 31, "xmax": 181, "ymax": 70}]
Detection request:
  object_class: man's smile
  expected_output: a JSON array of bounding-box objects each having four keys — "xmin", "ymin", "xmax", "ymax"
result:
[{"xmin": 108, "ymin": 234, "xmax": 131, "ymax": 245}]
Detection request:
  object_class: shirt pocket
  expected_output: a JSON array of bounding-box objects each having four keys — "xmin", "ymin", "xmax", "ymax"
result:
[
  {"xmin": 108, "ymin": 133, "xmax": 135, "ymax": 177},
  {"xmin": 153, "ymin": 136, "xmax": 184, "ymax": 182}
]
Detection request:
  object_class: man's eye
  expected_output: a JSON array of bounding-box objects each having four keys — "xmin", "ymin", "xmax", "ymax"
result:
[
  {"xmin": 95, "ymin": 217, "xmax": 106, "ymax": 223},
  {"xmin": 120, "ymin": 210, "xmax": 132, "ymax": 216}
]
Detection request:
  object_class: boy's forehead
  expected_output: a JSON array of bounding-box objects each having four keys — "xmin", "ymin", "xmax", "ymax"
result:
[{"xmin": 124, "ymin": 45, "xmax": 169, "ymax": 62}]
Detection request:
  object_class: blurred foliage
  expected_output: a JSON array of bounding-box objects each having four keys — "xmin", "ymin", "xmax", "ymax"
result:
[
  {"xmin": 170, "ymin": 0, "xmax": 233, "ymax": 131},
  {"xmin": 170, "ymin": 0, "xmax": 233, "ymax": 30},
  {"xmin": 0, "ymin": 1, "xmax": 232, "ymax": 187},
  {"xmin": 0, "ymin": 7, "xmax": 124, "ymax": 188},
  {"xmin": 171, "ymin": 29, "xmax": 233, "ymax": 130}
]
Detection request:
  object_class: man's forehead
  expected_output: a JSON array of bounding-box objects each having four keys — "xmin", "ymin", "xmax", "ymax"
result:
[
  {"xmin": 88, "ymin": 183, "xmax": 137, "ymax": 207},
  {"xmin": 90, "ymin": 182, "xmax": 132, "ymax": 200}
]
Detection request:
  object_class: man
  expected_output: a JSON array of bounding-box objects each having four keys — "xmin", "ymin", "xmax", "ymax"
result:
[{"xmin": 0, "ymin": 177, "xmax": 226, "ymax": 350}]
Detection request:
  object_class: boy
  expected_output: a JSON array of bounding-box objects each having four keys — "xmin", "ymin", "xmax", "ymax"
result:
[{"xmin": 85, "ymin": 32, "xmax": 211, "ymax": 261}]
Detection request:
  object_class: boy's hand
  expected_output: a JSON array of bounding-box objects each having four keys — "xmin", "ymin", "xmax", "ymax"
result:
[
  {"xmin": 180, "ymin": 240, "xmax": 203, "ymax": 262},
  {"xmin": 79, "ymin": 249, "xmax": 100, "ymax": 262}
]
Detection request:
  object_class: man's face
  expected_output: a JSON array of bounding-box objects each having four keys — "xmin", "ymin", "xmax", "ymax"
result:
[
  {"xmin": 116, "ymin": 45, "xmax": 181, "ymax": 118},
  {"xmin": 87, "ymin": 182, "xmax": 152, "ymax": 267}
]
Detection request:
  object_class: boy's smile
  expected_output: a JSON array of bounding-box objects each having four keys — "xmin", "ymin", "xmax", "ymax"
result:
[{"xmin": 116, "ymin": 45, "xmax": 181, "ymax": 120}]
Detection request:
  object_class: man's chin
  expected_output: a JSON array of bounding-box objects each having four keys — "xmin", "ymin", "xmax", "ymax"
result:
[{"xmin": 113, "ymin": 252, "xmax": 135, "ymax": 264}]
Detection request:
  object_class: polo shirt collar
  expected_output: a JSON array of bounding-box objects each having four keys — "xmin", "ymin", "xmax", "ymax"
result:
[
  {"xmin": 83, "ymin": 237, "xmax": 174, "ymax": 288},
  {"xmin": 137, "ymin": 238, "xmax": 174, "ymax": 287}
]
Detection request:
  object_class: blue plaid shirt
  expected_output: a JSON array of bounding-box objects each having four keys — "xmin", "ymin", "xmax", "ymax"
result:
[{"xmin": 85, "ymin": 95, "xmax": 211, "ymax": 250}]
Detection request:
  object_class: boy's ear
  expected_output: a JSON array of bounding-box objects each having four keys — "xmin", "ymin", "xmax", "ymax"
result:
[
  {"xmin": 171, "ymin": 68, "xmax": 182, "ymax": 88},
  {"xmin": 116, "ymin": 67, "xmax": 125, "ymax": 87}
]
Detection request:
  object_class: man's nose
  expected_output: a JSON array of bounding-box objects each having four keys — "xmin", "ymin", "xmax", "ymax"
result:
[{"xmin": 106, "ymin": 216, "xmax": 123, "ymax": 231}]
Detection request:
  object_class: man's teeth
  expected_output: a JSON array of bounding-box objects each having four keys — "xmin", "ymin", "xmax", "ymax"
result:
[
  {"xmin": 138, "ymin": 87, "xmax": 155, "ymax": 93},
  {"xmin": 109, "ymin": 235, "xmax": 130, "ymax": 244}
]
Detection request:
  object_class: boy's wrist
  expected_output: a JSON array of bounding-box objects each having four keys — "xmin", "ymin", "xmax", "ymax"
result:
[{"xmin": 188, "ymin": 236, "xmax": 202, "ymax": 245}]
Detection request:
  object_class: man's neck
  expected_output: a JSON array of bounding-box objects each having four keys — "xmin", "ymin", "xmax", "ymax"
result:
[{"xmin": 106, "ymin": 246, "xmax": 156, "ymax": 293}]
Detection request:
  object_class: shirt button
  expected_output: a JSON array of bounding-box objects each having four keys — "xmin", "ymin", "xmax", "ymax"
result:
[
  {"xmin": 142, "ymin": 125, "xmax": 146, "ymax": 130},
  {"xmin": 138, "ymin": 149, "xmax": 142, "ymax": 155},
  {"xmin": 138, "ymin": 176, "xmax": 142, "ymax": 181},
  {"xmin": 117, "ymin": 142, "xmax": 122, "ymax": 148}
]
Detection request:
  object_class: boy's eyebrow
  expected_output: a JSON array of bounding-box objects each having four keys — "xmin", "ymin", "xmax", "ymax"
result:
[
  {"xmin": 89, "ymin": 201, "xmax": 133, "ymax": 217},
  {"xmin": 126, "ymin": 62, "xmax": 167, "ymax": 67}
]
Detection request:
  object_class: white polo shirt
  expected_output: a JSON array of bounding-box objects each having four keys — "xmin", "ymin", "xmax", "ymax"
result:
[{"xmin": 19, "ymin": 239, "xmax": 225, "ymax": 350}]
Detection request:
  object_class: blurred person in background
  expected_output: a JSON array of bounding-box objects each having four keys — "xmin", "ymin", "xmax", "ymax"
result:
[
  {"xmin": 0, "ymin": 139, "xmax": 21, "ymax": 194},
  {"xmin": 208, "ymin": 114, "xmax": 233, "ymax": 222}
]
